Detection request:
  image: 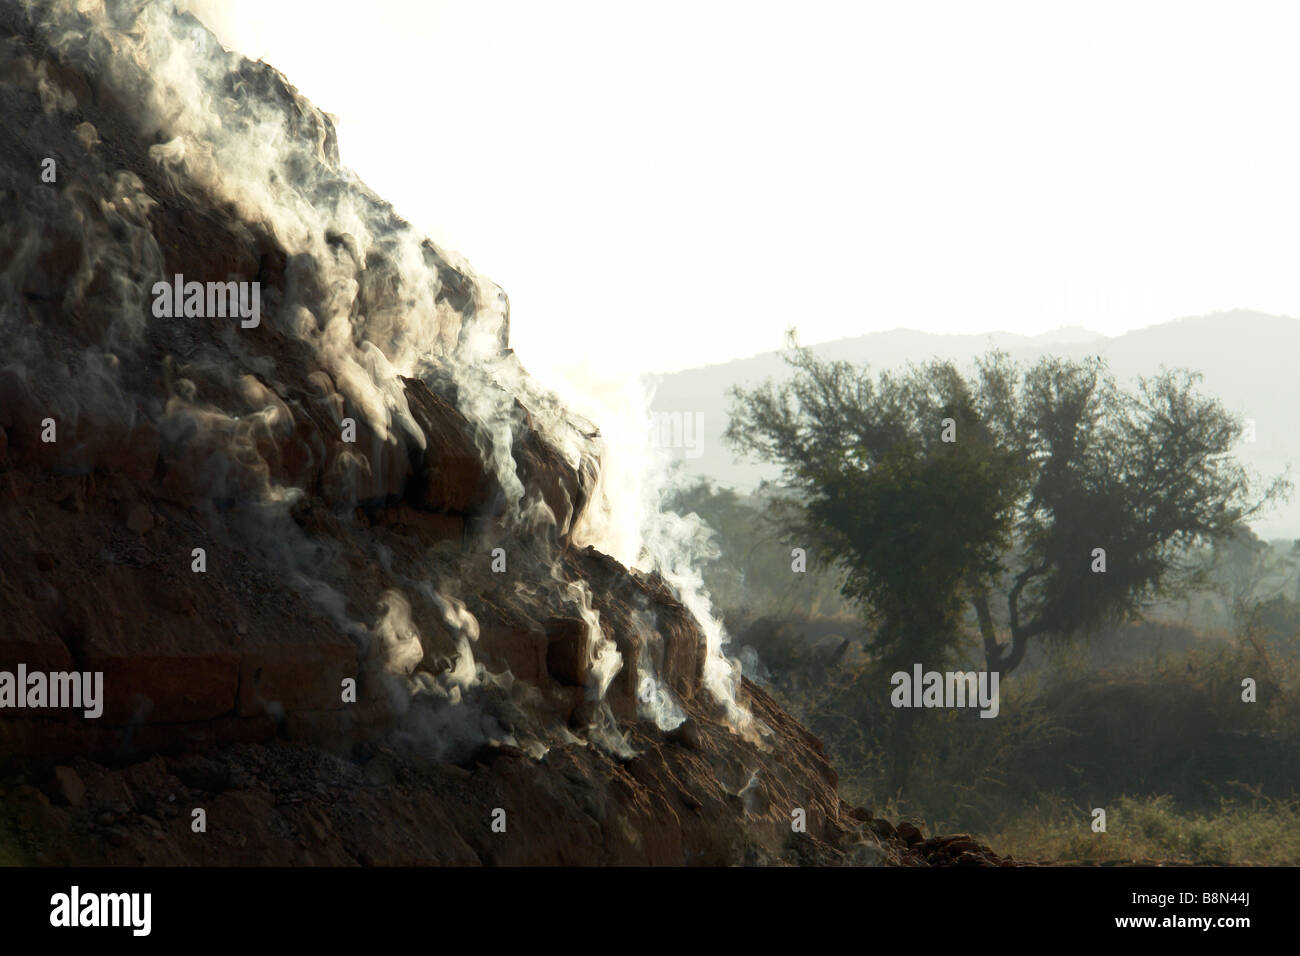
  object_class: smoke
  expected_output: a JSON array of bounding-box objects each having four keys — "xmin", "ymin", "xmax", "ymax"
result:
[
  {"xmin": 373, "ymin": 589, "xmax": 424, "ymax": 677},
  {"xmin": 564, "ymin": 578, "xmax": 621, "ymax": 702},
  {"xmin": 557, "ymin": 366, "xmax": 751, "ymax": 730},
  {"xmin": 429, "ymin": 590, "xmax": 481, "ymax": 694},
  {"xmin": 1, "ymin": 0, "xmax": 748, "ymax": 754}
]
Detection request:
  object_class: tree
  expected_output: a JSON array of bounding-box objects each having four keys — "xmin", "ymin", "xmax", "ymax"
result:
[
  {"xmin": 726, "ymin": 337, "xmax": 1289, "ymax": 674},
  {"xmin": 1203, "ymin": 526, "xmax": 1279, "ymax": 620}
]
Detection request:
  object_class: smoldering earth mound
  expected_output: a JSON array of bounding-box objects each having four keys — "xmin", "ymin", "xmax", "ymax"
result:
[{"xmin": 0, "ymin": 0, "xmax": 1010, "ymax": 866}]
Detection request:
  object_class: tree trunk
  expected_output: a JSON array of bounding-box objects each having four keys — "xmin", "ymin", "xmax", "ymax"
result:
[
  {"xmin": 969, "ymin": 582, "xmax": 1031, "ymax": 675},
  {"xmin": 888, "ymin": 706, "xmax": 916, "ymax": 795},
  {"xmin": 971, "ymin": 587, "xmax": 1001, "ymax": 670}
]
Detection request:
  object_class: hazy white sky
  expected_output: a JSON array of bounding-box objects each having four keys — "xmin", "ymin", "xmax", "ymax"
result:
[{"xmin": 190, "ymin": 0, "xmax": 1300, "ymax": 378}]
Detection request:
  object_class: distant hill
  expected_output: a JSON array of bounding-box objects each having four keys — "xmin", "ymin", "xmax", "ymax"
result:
[{"xmin": 646, "ymin": 311, "xmax": 1300, "ymax": 538}]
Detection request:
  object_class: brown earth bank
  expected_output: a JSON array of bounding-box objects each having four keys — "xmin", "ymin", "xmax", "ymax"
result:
[
  {"xmin": 0, "ymin": 689, "xmax": 1016, "ymax": 867},
  {"xmin": 0, "ymin": 1, "xmax": 1014, "ymax": 866}
]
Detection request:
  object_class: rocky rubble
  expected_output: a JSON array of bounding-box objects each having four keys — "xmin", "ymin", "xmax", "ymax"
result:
[
  {"xmin": 2, "ymin": 686, "xmax": 1018, "ymax": 867},
  {"xmin": 0, "ymin": 0, "xmax": 1012, "ymax": 866}
]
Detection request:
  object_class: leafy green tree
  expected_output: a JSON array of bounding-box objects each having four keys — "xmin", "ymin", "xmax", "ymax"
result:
[{"xmin": 727, "ymin": 337, "xmax": 1289, "ymax": 673}]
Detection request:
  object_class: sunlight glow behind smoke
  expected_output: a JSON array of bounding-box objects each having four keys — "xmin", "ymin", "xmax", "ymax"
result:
[{"xmin": 183, "ymin": 0, "xmax": 1300, "ymax": 378}]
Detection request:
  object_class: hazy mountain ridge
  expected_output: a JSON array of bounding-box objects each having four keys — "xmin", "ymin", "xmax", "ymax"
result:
[{"xmin": 648, "ymin": 311, "xmax": 1300, "ymax": 538}]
